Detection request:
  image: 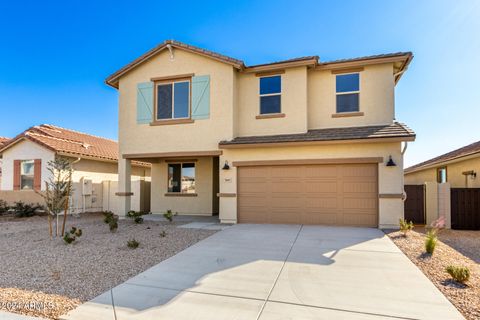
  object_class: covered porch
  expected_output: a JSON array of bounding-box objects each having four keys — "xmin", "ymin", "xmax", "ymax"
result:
[{"xmin": 116, "ymin": 151, "xmax": 220, "ymax": 217}]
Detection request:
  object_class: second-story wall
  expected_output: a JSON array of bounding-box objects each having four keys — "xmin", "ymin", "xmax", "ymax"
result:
[
  {"xmin": 118, "ymin": 49, "xmax": 236, "ymax": 155},
  {"xmin": 308, "ymin": 63, "xmax": 395, "ymax": 129}
]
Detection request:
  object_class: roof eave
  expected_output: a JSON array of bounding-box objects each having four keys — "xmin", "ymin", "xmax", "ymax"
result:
[
  {"xmin": 316, "ymin": 53, "xmax": 413, "ymax": 72},
  {"xmin": 405, "ymin": 150, "xmax": 480, "ymax": 174},
  {"xmin": 243, "ymin": 57, "xmax": 319, "ymax": 73}
]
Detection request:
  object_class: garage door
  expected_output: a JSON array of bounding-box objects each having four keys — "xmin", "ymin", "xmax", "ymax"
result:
[{"xmin": 237, "ymin": 163, "xmax": 378, "ymax": 227}]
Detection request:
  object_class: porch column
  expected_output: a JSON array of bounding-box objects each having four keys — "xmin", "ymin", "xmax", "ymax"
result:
[{"xmin": 116, "ymin": 158, "xmax": 132, "ymax": 217}]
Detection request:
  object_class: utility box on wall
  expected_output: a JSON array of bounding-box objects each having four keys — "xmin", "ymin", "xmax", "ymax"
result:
[{"xmin": 82, "ymin": 177, "xmax": 93, "ymax": 196}]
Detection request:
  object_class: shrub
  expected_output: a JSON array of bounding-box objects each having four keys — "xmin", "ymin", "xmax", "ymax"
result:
[
  {"xmin": 127, "ymin": 210, "xmax": 149, "ymax": 224},
  {"xmin": 399, "ymin": 218, "xmax": 414, "ymax": 236},
  {"xmin": 163, "ymin": 209, "xmax": 177, "ymax": 222},
  {"xmin": 160, "ymin": 231, "xmax": 167, "ymax": 237},
  {"xmin": 134, "ymin": 216, "xmax": 143, "ymax": 224},
  {"xmin": 13, "ymin": 201, "xmax": 44, "ymax": 218},
  {"xmin": 102, "ymin": 211, "xmax": 115, "ymax": 224},
  {"xmin": 425, "ymin": 230, "xmax": 437, "ymax": 254},
  {"xmin": 446, "ymin": 265, "xmax": 470, "ymax": 284},
  {"xmin": 63, "ymin": 226, "xmax": 82, "ymax": 244},
  {"xmin": 127, "ymin": 238, "xmax": 140, "ymax": 249},
  {"xmin": 0, "ymin": 199, "xmax": 9, "ymax": 214},
  {"xmin": 103, "ymin": 211, "xmax": 119, "ymax": 232}
]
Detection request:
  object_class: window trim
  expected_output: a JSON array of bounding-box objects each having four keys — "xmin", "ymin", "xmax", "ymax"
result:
[
  {"xmin": 153, "ymin": 76, "xmax": 192, "ymax": 123},
  {"xmin": 259, "ymin": 75, "xmax": 282, "ymax": 115},
  {"xmin": 437, "ymin": 166, "xmax": 448, "ymax": 183},
  {"xmin": 167, "ymin": 161, "xmax": 196, "ymax": 194},
  {"xmin": 335, "ymin": 72, "xmax": 360, "ymax": 114},
  {"xmin": 20, "ymin": 159, "xmax": 35, "ymax": 190}
]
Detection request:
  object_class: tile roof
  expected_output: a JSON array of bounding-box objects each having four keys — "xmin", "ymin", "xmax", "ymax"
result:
[
  {"xmin": 219, "ymin": 122, "xmax": 415, "ymax": 147},
  {"xmin": 0, "ymin": 137, "xmax": 10, "ymax": 148},
  {"xmin": 0, "ymin": 125, "xmax": 147, "ymax": 166},
  {"xmin": 405, "ymin": 140, "xmax": 480, "ymax": 173},
  {"xmin": 105, "ymin": 40, "xmax": 412, "ymax": 88}
]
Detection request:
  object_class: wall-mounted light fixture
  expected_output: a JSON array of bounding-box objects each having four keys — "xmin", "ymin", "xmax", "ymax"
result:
[
  {"xmin": 386, "ymin": 156, "xmax": 396, "ymax": 167},
  {"xmin": 462, "ymin": 170, "xmax": 476, "ymax": 179},
  {"xmin": 222, "ymin": 160, "xmax": 230, "ymax": 170}
]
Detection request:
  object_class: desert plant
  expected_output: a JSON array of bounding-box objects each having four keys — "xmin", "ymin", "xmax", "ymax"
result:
[
  {"xmin": 399, "ymin": 218, "xmax": 414, "ymax": 236},
  {"xmin": 446, "ymin": 265, "xmax": 470, "ymax": 284},
  {"xmin": 0, "ymin": 199, "xmax": 9, "ymax": 214},
  {"xmin": 160, "ymin": 231, "xmax": 167, "ymax": 237},
  {"xmin": 163, "ymin": 209, "xmax": 177, "ymax": 222},
  {"xmin": 37, "ymin": 157, "xmax": 74, "ymax": 237},
  {"xmin": 134, "ymin": 216, "xmax": 143, "ymax": 224},
  {"xmin": 63, "ymin": 226, "xmax": 82, "ymax": 244},
  {"xmin": 12, "ymin": 201, "xmax": 44, "ymax": 218},
  {"xmin": 102, "ymin": 211, "xmax": 115, "ymax": 224},
  {"xmin": 127, "ymin": 210, "xmax": 149, "ymax": 224},
  {"xmin": 425, "ymin": 230, "xmax": 437, "ymax": 254},
  {"xmin": 103, "ymin": 211, "xmax": 119, "ymax": 232},
  {"xmin": 127, "ymin": 238, "xmax": 140, "ymax": 249}
]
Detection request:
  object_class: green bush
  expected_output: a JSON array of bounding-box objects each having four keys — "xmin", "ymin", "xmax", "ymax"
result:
[
  {"xmin": 127, "ymin": 238, "xmax": 140, "ymax": 249},
  {"xmin": 446, "ymin": 265, "xmax": 470, "ymax": 284},
  {"xmin": 63, "ymin": 226, "xmax": 82, "ymax": 244},
  {"xmin": 163, "ymin": 209, "xmax": 177, "ymax": 222},
  {"xmin": 134, "ymin": 216, "xmax": 143, "ymax": 224},
  {"xmin": 12, "ymin": 201, "xmax": 44, "ymax": 218},
  {"xmin": 103, "ymin": 211, "xmax": 119, "ymax": 232},
  {"xmin": 127, "ymin": 210, "xmax": 149, "ymax": 224},
  {"xmin": 425, "ymin": 230, "xmax": 438, "ymax": 254},
  {"xmin": 102, "ymin": 211, "xmax": 115, "ymax": 224},
  {"xmin": 160, "ymin": 231, "xmax": 167, "ymax": 237},
  {"xmin": 399, "ymin": 218, "xmax": 414, "ymax": 236}
]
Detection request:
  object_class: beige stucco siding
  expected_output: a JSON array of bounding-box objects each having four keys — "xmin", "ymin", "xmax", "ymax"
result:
[
  {"xmin": 118, "ymin": 49, "xmax": 236, "ymax": 155},
  {"xmin": 405, "ymin": 156, "xmax": 480, "ymax": 188},
  {"xmin": 219, "ymin": 142, "xmax": 404, "ymax": 228},
  {"xmin": 308, "ymin": 64, "xmax": 395, "ymax": 129},
  {"xmin": 150, "ymin": 157, "xmax": 215, "ymax": 215},
  {"xmin": 236, "ymin": 67, "xmax": 308, "ymax": 136}
]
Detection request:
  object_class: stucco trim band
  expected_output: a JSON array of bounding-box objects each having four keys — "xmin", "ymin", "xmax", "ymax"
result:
[
  {"xmin": 378, "ymin": 193, "xmax": 403, "ymax": 199},
  {"xmin": 115, "ymin": 192, "xmax": 134, "ymax": 196},
  {"xmin": 217, "ymin": 193, "xmax": 236, "ymax": 197}
]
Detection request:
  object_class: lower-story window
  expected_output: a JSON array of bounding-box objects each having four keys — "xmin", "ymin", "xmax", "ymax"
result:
[
  {"xmin": 168, "ymin": 163, "xmax": 196, "ymax": 193},
  {"xmin": 21, "ymin": 160, "xmax": 35, "ymax": 190}
]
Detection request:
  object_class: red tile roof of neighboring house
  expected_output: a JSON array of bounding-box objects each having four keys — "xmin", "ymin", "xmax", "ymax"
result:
[
  {"xmin": 0, "ymin": 125, "xmax": 148, "ymax": 166},
  {"xmin": 0, "ymin": 137, "xmax": 10, "ymax": 148},
  {"xmin": 105, "ymin": 40, "xmax": 413, "ymax": 88},
  {"xmin": 405, "ymin": 140, "xmax": 480, "ymax": 173}
]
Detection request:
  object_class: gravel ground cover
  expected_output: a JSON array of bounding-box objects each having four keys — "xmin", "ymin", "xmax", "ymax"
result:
[
  {"xmin": 386, "ymin": 229, "xmax": 479, "ymax": 320},
  {"xmin": 0, "ymin": 213, "xmax": 216, "ymax": 319}
]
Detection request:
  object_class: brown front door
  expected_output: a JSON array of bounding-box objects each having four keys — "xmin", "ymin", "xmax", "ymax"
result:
[{"xmin": 237, "ymin": 163, "xmax": 378, "ymax": 227}]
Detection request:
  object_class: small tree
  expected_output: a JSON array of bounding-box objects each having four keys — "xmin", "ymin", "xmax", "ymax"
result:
[{"xmin": 38, "ymin": 157, "xmax": 74, "ymax": 238}]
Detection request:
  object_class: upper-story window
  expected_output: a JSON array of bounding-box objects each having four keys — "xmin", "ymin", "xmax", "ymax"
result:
[
  {"xmin": 437, "ymin": 167, "xmax": 447, "ymax": 183},
  {"xmin": 156, "ymin": 79, "xmax": 190, "ymax": 120},
  {"xmin": 20, "ymin": 160, "xmax": 35, "ymax": 190},
  {"xmin": 259, "ymin": 75, "xmax": 281, "ymax": 114},
  {"xmin": 336, "ymin": 73, "xmax": 359, "ymax": 113}
]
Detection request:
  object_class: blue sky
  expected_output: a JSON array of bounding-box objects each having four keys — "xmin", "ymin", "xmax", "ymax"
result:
[{"xmin": 0, "ymin": 0, "xmax": 479, "ymax": 167}]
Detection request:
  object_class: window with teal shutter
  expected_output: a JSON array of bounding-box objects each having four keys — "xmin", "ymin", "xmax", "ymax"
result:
[
  {"xmin": 191, "ymin": 75, "xmax": 210, "ymax": 120},
  {"xmin": 137, "ymin": 82, "xmax": 154, "ymax": 124}
]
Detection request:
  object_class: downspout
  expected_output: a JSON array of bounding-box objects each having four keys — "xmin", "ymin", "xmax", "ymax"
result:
[
  {"xmin": 401, "ymin": 142, "xmax": 408, "ymax": 201},
  {"xmin": 71, "ymin": 158, "xmax": 81, "ymax": 213}
]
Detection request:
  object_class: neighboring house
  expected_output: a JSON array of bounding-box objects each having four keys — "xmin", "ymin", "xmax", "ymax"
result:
[
  {"xmin": 405, "ymin": 140, "xmax": 480, "ymax": 187},
  {"xmin": 0, "ymin": 124, "xmax": 150, "ymax": 213},
  {"xmin": 0, "ymin": 137, "xmax": 11, "ymax": 187},
  {"xmin": 106, "ymin": 40, "xmax": 415, "ymax": 228}
]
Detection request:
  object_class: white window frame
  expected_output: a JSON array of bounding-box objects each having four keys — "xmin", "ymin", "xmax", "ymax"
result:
[
  {"xmin": 259, "ymin": 75, "xmax": 282, "ymax": 114},
  {"xmin": 335, "ymin": 72, "xmax": 360, "ymax": 113},
  {"xmin": 20, "ymin": 159, "xmax": 35, "ymax": 190},
  {"xmin": 155, "ymin": 79, "xmax": 191, "ymax": 121}
]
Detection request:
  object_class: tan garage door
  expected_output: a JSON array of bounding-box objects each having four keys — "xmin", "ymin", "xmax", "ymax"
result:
[{"xmin": 238, "ymin": 163, "xmax": 378, "ymax": 227}]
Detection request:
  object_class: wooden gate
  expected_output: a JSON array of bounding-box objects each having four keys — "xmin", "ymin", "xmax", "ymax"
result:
[
  {"xmin": 451, "ymin": 188, "xmax": 480, "ymax": 230},
  {"xmin": 404, "ymin": 185, "xmax": 425, "ymax": 224}
]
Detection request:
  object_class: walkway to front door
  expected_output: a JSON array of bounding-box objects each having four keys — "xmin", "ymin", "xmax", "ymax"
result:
[{"xmin": 63, "ymin": 224, "xmax": 464, "ymax": 320}]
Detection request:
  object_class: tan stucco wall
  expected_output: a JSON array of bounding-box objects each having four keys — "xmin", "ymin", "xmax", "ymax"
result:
[
  {"xmin": 405, "ymin": 156, "xmax": 480, "ymax": 188},
  {"xmin": 236, "ymin": 67, "xmax": 308, "ymax": 136},
  {"xmin": 150, "ymin": 157, "xmax": 215, "ymax": 215},
  {"xmin": 308, "ymin": 64, "xmax": 395, "ymax": 129},
  {"xmin": 219, "ymin": 141, "xmax": 404, "ymax": 228},
  {"xmin": 118, "ymin": 49, "xmax": 236, "ymax": 155}
]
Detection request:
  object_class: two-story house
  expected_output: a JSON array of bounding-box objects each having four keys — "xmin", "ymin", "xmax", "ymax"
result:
[{"xmin": 106, "ymin": 40, "xmax": 415, "ymax": 228}]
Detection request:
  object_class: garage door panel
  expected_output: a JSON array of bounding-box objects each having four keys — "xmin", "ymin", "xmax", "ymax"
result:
[{"xmin": 238, "ymin": 163, "xmax": 378, "ymax": 227}]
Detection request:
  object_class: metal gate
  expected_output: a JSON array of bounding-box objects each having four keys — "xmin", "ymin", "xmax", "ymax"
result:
[
  {"xmin": 451, "ymin": 188, "xmax": 480, "ymax": 230},
  {"xmin": 404, "ymin": 185, "xmax": 425, "ymax": 224}
]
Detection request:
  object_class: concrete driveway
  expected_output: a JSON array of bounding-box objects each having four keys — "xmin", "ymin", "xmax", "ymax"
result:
[{"xmin": 63, "ymin": 224, "xmax": 464, "ymax": 320}]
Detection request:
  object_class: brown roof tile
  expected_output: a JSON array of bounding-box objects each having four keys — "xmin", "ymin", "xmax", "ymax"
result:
[
  {"xmin": 319, "ymin": 52, "xmax": 413, "ymax": 66},
  {"xmin": 0, "ymin": 137, "xmax": 10, "ymax": 148},
  {"xmin": 219, "ymin": 122, "xmax": 415, "ymax": 147},
  {"xmin": 405, "ymin": 140, "xmax": 480, "ymax": 173},
  {"xmin": 0, "ymin": 125, "xmax": 148, "ymax": 167}
]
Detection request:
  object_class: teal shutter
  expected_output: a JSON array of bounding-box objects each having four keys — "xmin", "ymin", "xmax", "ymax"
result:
[
  {"xmin": 137, "ymin": 82, "xmax": 154, "ymax": 124},
  {"xmin": 191, "ymin": 75, "xmax": 210, "ymax": 120}
]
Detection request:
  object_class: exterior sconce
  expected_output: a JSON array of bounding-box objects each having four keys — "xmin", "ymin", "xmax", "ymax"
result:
[
  {"xmin": 222, "ymin": 160, "xmax": 230, "ymax": 170},
  {"xmin": 462, "ymin": 170, "xmax": 476, "ymax": 179},
  {"xmin": 386, "ymin": 156, "xmax": 396, "ymax": 167}
]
